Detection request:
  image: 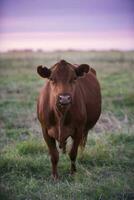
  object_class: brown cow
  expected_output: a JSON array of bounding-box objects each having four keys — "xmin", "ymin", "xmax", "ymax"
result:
[{"xmin": 37, "ymin": 60, "xmax": 101, "ymax": 179}]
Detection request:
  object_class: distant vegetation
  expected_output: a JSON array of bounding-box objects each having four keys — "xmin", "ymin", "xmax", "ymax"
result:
[{"xmin": 0, "ymin": 51, "xmax": 134, "ymax": 200}]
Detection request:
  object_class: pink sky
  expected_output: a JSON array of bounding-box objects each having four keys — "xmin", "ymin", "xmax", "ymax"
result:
[{"xmin": 0, "ymin": 31, "xmax": 134, "ymax": 51}]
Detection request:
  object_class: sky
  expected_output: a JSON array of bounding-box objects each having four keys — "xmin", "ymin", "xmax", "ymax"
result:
[{"xmin": 0, "ymin": 0, "xmax": 134, "ymax": 51}]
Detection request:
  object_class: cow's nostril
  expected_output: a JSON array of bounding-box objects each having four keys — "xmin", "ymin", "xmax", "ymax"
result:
[
  {"xmin": 59, "ymin": 96, "xmax": 62, "ymax": 100},
  {"xmin": 58, "ymin": 94, "xmax": 71, "ymax": 105},
  {"xmin": 68, "ymin": 96, "xmax": 71, "ymax": 100}
]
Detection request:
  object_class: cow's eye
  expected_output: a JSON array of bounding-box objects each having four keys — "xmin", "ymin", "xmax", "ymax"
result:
[
  {"xmin": 70, "ymin": 77, "xmax": 76, "ymax": 84},
  {"xmin": 50, "ymin": 78, "xmax": 56, "ymax": 84},
  {"xmin": 73, "ymin": 77, "xmax": 77, "ymax": 82}
]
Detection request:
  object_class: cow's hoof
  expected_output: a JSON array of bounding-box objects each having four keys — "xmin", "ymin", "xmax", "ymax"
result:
[
  {"xmin": 51, "ymin": 174, "xmax": 59, "ymax": 181},
  {"xmin": 70, "ymin": 169, "xmax": 77, "ymax": 176}
]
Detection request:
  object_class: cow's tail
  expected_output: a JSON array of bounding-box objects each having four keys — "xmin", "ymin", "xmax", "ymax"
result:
[
  {"xmin": 59, "ymin": 142, "xmax": 67, "ymax": 154},
  {"xmin": 79, "ymin": 134, "xmax": 88, "ymax": 152}
]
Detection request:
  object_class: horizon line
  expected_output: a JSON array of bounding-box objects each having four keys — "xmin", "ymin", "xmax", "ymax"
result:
[
  {"xmin": 1, "ymin": 46, "xmax": 134, "ymax": 52},
  {"xmin": 0, "ymin": 31, "xmax": 134, "ymax": 52}
]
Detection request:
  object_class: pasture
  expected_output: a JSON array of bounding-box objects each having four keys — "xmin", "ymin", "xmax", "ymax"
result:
[{"xmin": 0, "ymin": 50, "xmax": 134, "ymax": 200}]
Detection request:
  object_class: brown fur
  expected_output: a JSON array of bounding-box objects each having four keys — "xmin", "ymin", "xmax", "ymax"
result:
[{"xmin": 37, "ymin": 60, "xmax": 101, "ymax": 179}]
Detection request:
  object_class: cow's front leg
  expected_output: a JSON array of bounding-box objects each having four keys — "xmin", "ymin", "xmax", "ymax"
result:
[
  {"xmin": 42, "ymin": 127, "xmax": 59, "ymax": 179},
  {"xmin": 69, "ymin": 128, "xmax": 83, "ymax": 174}
]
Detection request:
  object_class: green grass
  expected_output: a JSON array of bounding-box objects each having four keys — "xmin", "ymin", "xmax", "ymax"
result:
[
  {"xmin": 0, "ymin": 133, "xmax": 134, "ymax": 200},
  {"xmin": 0, "ymin": 50, "xmax": 134, "ymax": 200}
]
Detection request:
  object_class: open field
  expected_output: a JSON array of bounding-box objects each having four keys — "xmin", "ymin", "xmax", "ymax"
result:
[{"xmin": 0, "ymin": 50, "xmax": 134, "ymax": 200}]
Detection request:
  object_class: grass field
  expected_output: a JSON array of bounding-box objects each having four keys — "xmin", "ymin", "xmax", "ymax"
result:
[{"xmin": 0, "ymin": 50, "xmax": 134, "ymax": 200}]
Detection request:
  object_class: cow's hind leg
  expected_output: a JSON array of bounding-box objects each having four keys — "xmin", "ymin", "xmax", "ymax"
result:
[{"xmin": 42, "ymin": 127, "xmax": 59, "ymax": 179}]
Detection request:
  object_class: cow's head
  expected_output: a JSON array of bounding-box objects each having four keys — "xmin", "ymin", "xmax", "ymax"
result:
[{"xmin": 37, "ymin": 60, "xmax": 89, "ymax": 112}]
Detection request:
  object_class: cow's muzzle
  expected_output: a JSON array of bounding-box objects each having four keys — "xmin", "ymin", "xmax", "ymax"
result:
[{"xmin": 57, "ymin": 93, "xmax": 72, "ymax": 106}]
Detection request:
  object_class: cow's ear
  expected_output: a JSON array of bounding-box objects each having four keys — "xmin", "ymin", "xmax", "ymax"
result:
[
  {"xmin": 37, "ymin": 65, "xmax": 51, "ymax": 78},
  {"xmin": 75, "ymin": 64, "xmax": 89, "ymax": 77}
]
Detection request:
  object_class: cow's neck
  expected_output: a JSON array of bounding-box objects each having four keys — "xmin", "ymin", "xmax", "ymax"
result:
[{"xmin": 55, "ymin": 107, "xmax": 71, "ymax": 125}]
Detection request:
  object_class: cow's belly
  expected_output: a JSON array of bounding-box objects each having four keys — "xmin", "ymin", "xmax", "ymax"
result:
[{"xmin": 86, "ymin": 102, "xmax": 101, "ymax": 129}]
